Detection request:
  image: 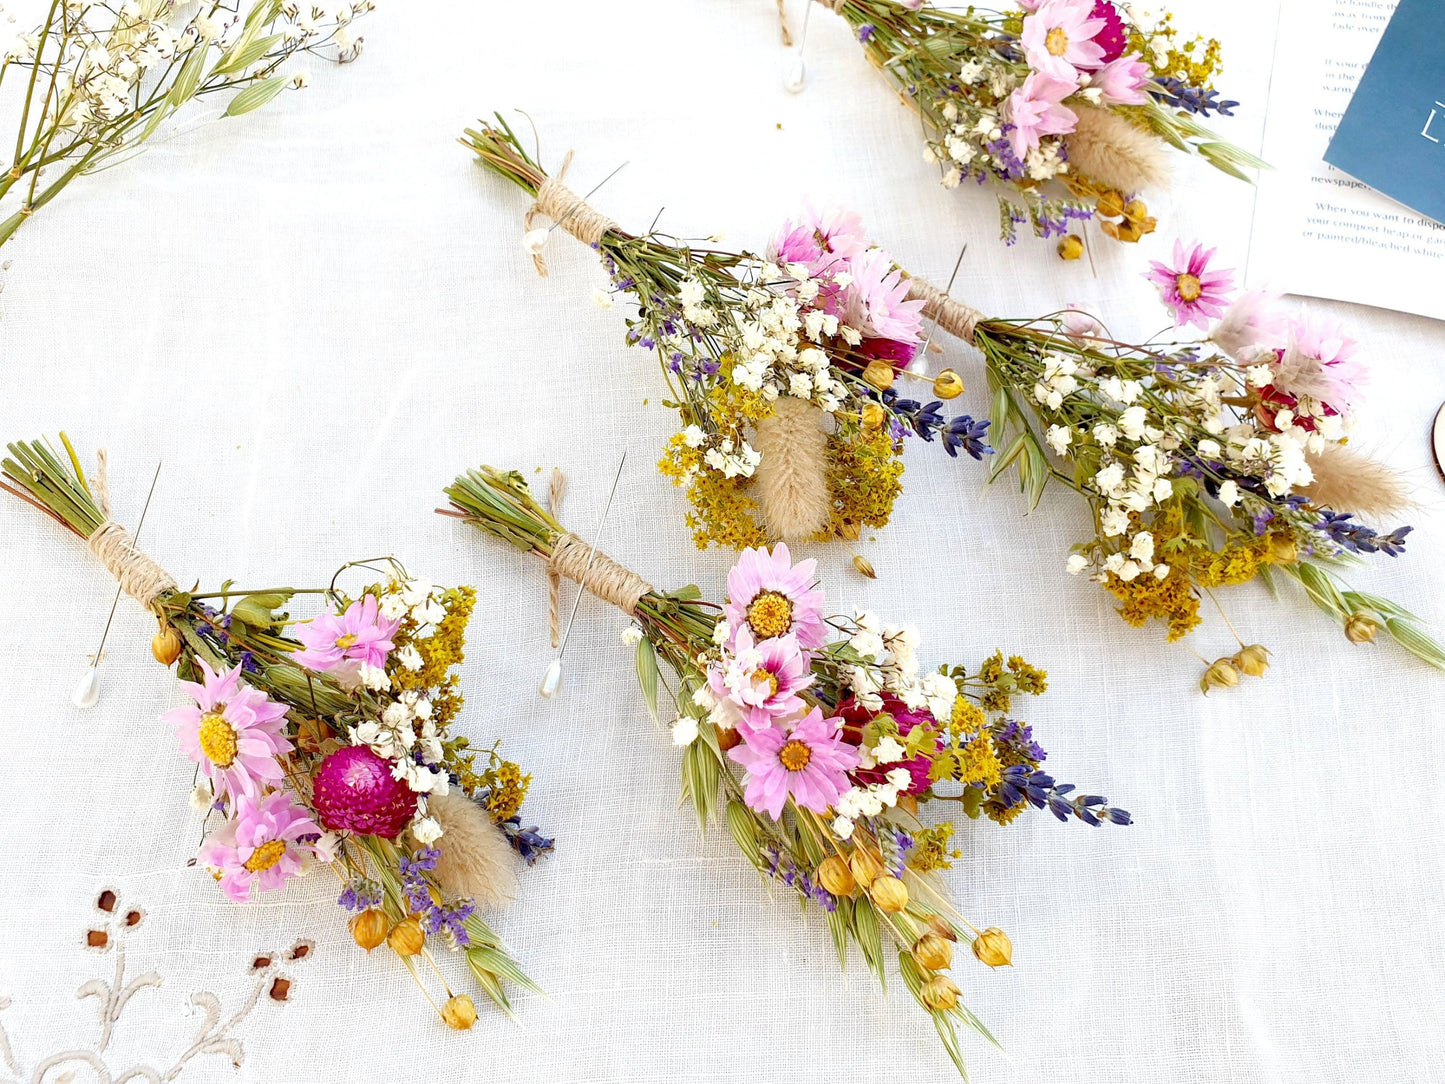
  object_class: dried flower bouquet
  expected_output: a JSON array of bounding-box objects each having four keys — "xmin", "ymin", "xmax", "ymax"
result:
[
  {"xmin": 1, "ymin": 435, "xmax": 549, "ymax": 1028},
  {"xmin": 797, "ymin": 0, "xmax": 1263, "ymax": 248},
  {"xmin": 443, "ymin": 465, "xmax": 1130, "ymax": 1076},
  {"xmin": 465, "ymin": 115, "xmax": 993, "ymax": 560}
]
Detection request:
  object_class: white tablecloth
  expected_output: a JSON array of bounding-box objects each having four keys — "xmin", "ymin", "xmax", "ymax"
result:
[{"xmin": 1, "ymin": 1, "xmax": 1442, "ymax": 1081}]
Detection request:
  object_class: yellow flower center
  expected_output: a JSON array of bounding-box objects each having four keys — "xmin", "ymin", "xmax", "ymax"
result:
[
  {"xmin": 1175, "ymin": 273, "xmax": 1203, "ymax": 302},
  {"xmin": 779, "ymin": 739, "xmax": 812, "ymax": 772},
  {"xmin": 243, "ymin": 839, "xmax": 287, "ymax": 874},
  {"xmin": 1046, "ymin": 26, "xmax": 1070, "ymax": 56},
  {"xmin": 197, "ymin": 712, "xmax": 238, "ymax": 768},
  {"xmin": 745, "ymin": 591, "xmax": 794, "ymax": 640},
  {"xmin": 335, "ymin": 632, "xmax": 358, "ymax": 650},
  {"xmin": 751, "ymin": 668, "xmax": 781, "ymax": 698}
]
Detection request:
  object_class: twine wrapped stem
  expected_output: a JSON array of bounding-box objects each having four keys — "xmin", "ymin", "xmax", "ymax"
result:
[
  {"xmin": 523, "ymin": 150, "xmax": 619, "ymax": 277},
  {"xmin": 546, "ymin": 532, "xmax": 654, "ymax": 635},
  {"xmin": 905, "ymin": 274, "xmax": 983, "ymax": 345},
  {"xmin": 85, "ymin": 449, "xmax": 177, "ymax": 613}
]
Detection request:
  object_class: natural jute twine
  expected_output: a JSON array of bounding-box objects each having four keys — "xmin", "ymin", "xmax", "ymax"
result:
[
  {"xmin": 905, "ymin": 274, "xmax": 984, "ymax": 345},
  {"xmin": 545, "ymin": 530, "xmax": 654, "ymax": 642},
  {"xmin": 85, "ymin": 449, "xmax": 177, "ymax": 613},
  {"xmin": 545, "ymin": 468, "xmax": 567, "ymax": 648},
  {"xmin": 524, "ymin": 150, "xmax": 619, "ymax": 278}
]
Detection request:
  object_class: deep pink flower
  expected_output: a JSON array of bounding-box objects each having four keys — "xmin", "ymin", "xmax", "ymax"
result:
[
  {"xmin": 165, "ymin": 659, "xmax": 290, "ymax": 801},
  {"xmin": 198, "ymin": 792, "xmax": 319, "ymax": 903},
  {"xmin": 857, "ymin": 336, "xmax": 919, "ymax": 366},
  {"xmin": 837, "ymin": 695, "xmax": 939, "ymax": 796},
  {"xmin": 1002, "ymin": 72, "xmax": 1079, "ymax": 158},
  {"xmin": 1089, "ymin": 0, "xmax": 1129, "ymax": 63},
  {"xmin": 1021, "ymin": 0, "xmax": 1106, "ymax": 80},
  {"xmin": 1145, "ymin": 240, "xmax": 1236, "ymax": 330},
  {"xmin": 723, "ymin": 544, "xmax": 828, "ymax": 650},
  {"xmin": 843, "ymin": 249, "xmax": 926, "ymax": 345},
  {"xmin": 1090, "ymin": 52, "xmax": 1149, "ymax": 105},
  {"xmin": 291, "ymin": 594, "xmax": 401, "ymax": 673},
  {"xmin": 728, "ymin": 708, "xmax": 860, "ymax": 819},
  {"xmin": 311, "ymin": 745, "xmax": 419, "ymax": 838},
  {"xmin": 708, "ymin": 628, "xmax": 814, "ymax": 733}
]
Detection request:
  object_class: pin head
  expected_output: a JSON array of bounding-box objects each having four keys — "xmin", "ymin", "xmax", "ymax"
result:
[
  {"xmin": 539, "ymin": 658, "xmax": 563, "ymax": 699},
  {"xmin": 783, "ymin": 54, "xmax": 807, "ymax": 93},
  {"xmin": 71, "ymin": 666, "xmax": 101, "ymax": 710}
]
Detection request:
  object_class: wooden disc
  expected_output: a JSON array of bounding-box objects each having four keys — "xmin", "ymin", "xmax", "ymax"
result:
[{"xmin": 1435, "ymin": 401, "xmax": 1445, "ymax": 482}]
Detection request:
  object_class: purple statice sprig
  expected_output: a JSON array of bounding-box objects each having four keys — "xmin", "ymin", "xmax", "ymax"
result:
[
  {"xmin": 763, "ymin": 844, "xmax": 837, "ymax": 912},
  {"xmin": 1315, "ymin": 511, "xmax": 1412, "ymax": 557},
  {"xmin": 337, "ymin": 876, "xmax": 383, "ymax": 913},
  {"xmin": 997, "ymin": 765, "xmax": 1131, "ymax": 826},
  {"xmin": 397, "ymin": 846, "xmax": 478, "ymax": 948}
]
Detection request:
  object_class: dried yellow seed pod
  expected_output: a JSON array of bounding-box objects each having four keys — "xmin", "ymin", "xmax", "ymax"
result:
[
  {"xmin": 921, "ymin": 974, "xmax": 961, "ymax": 1011},
  {"xmin": 1096, "ymin": 189, "xmax": 1126, "ymax": 218},
  {"xmin": 932, "ymin": 369, "xmax": 964, "ymax": 399},
  {"xmin": 926, "ymin": 914, "xmax": 958, "ymax": 942},
  {"xmin": 349, "ymin": 908, "xmax": 388, "ymax": 952},
  {"xmin": 848, "ymin": 846, "xmax": 884, "ymax": 889},
  {"xmin": 151, "ymin": 625, "xmax": 182, "ymax": 666},
  {"xmin": 852, "ymin": 554, "xmax": 877, "ymax": 580},
  {"xmin": 870, "ymin": 874, "xmax": 909, "ymax": 914},
  {"xmin": 1345, "ymin": 612, "xmax": 1379, "ymax": 643},
  {"xmin": 1231, "ymin": 644, "xmax": 1270, "ymax": 678},
  {"xmin": 1057, "ymin": 234, "xmax": 1085, "ymax": 261},
  {"xmin": 441, "ymin": 994, "xmax": 477, "ymax": 1030},
  {"xmin": 972, "ymin": 927, "xmax": 1013, "ymax": 968},
  {"xmin": 912, "ymin": 931, "xmax": 954, "ymax": 971},
  {"xmin": 862, "ymin": 359, "xmax": 895, "ymax": 391},
  {"xmin": 386, "ymin": 917, "xmax": 425, "ymax": 957},
  {"xmin": 817, "ymin": 855, "xmax": 857, "ymax": 897},
  {"xmin": 1267, "ymin": 534, "xmax": 1298, "ymax": 563},
  {"xmin": 1198, "ymin": 657, "xmax": 1240, "ymax": 695},
  {"xmin": 860, "ymin": 401, "xmax": 886, "ymax": 429}
]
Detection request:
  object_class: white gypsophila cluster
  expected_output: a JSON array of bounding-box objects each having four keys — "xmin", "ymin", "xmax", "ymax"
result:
[
  {"xmin": 673, "ymin": 263, "xmax": 852, "ymax": 483},
  {"xmin": 348, "ymin": 580, "xmax": 454, "ymax": 840},
  {"xmin": 831, "ymin": 764, "xmax": 915, "ymax": 841},
  {"xmin": 1057, "ymin": 350, "xmax": 1332, "ymax": 581}
]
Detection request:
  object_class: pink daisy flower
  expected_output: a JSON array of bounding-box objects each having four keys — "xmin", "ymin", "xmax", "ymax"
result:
[
  {"xmin": 1090, "ymin": 52, "xmax": 1150, "ymax": 105},
  {"xmin": 198, "ymin": 792, "xmax": 320, "ymax": 903},
  {"xmin": 1270, "ymin": 314, "xmax": 1366, "ymax": 416},
  {"xmin": 728, "ymin": 708, "xmax": 860, "ymax": 820},
  {"xmin": 708, "ymin": 628, "xmax": 814, "ymax": 733},
  {"xmin": 1021, "ymin": 0, "xmax": 1106, "ymax": 80},
  {"xmin": 1145, "ymin": 240, "xmax": 1236, "ymax": 330},
  {"xmin": 843, "ymin": 249, "xmax": 926, "ymax": 346},
  {"xmin": 1002, "ymin": 72, "xmax": 1079, "ymax": 158},
  {"xmin": 291, "ymin": 593, "xmax": 401, "ymax": 673},
  {"xmin": 165, "ymin": 659, "xmax": 290, "ymax": 801},
  {"xmin": 723, "ymin": 544, "xmax": 828, "ymax": 650}
]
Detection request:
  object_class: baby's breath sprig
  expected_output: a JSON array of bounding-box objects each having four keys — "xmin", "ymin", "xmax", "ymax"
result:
[{"xmin": 0, "ymin": 0, "xmax": 372, "ymax": 254}]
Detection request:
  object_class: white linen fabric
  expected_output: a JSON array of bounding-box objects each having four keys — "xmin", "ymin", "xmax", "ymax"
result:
[{"xmin": 0, "ymin": 1, "xmax": 1442, "ymax": 1081}]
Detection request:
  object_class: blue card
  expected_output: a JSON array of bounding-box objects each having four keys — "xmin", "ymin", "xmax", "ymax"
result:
[{"xmin": 1324, "ymin": 0, "xmax": 1445, "ymax": 226}]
